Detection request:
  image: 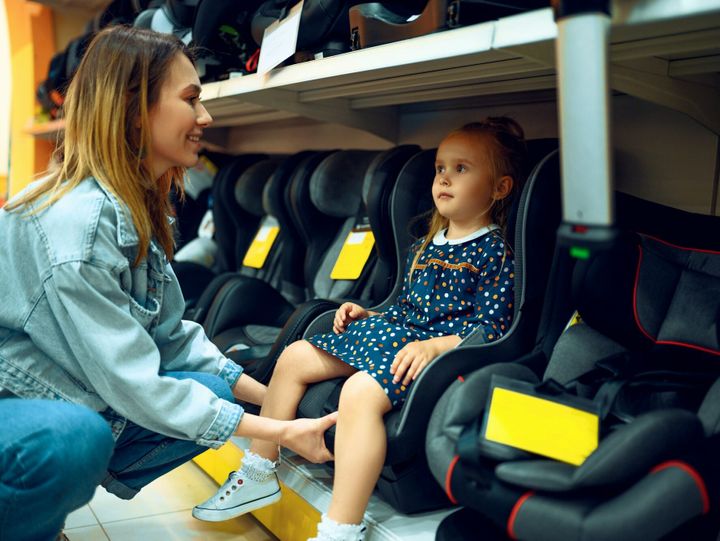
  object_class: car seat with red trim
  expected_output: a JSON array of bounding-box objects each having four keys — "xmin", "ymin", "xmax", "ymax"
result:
[
  {"xmin": 295, "ymin": 139, "xmax": 562, "ymax": 514},
  {"xmin": 349, "ymin": 0, "xmax": 547, "ymax": 51},
  {"xmin": 427, "ymin": 193, "xmax": 720, "ymax": 540},
  {"xmin": 191, "ymin": 0, "xmax": 265, "ymax": 81}
]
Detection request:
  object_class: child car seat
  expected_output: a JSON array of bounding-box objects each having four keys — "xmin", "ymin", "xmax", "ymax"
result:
[
  {"xmin": 427, "ymin": 193, "xmax": 720, "ymax": 540},
  {"xmin": 192, "ymin": 0, "xmax": 265, "ymax": 81},
  {"xmin": 250, "ymin": 0, "xmax": 425, "ymax": 62},
  {"xmin": 295, "ymin": 139, "xmax": 561, "ymax": 514},
  {"xmin": 349, "ymin": 0, "xmax": 548, "ymax": 51},
  {"xmin": 224, "ymin": 145, "xmax": 422, "ymax": 384},
  {"xmin": 198, "ymin": 150, "xmax": 381, "ymax": 373},
  {"xmin": 172, "ymin": 154, "xmax": 267, "ymax": 308},
  {"xmin": 133, "ymin": 0, "xmax": 196, "ymax": 44}
]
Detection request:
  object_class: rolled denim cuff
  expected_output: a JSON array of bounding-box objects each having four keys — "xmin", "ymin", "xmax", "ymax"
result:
[
  {"xmin": 197, "ymin": 400, "xmax": 243, "ymax": 449},
  {"xmin": 218, "ymin": 357, "xmax": 243, "ymax": 389}
]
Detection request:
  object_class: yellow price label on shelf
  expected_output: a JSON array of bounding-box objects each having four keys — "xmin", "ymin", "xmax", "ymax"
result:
[
  {"xmin": 484, "ymin": 385, "xmax": 599, "ymax": 466},
  {"xmin": 330, "ymin": 230, "xmax": 375, "ymax": 280},
  {"xmin": 242, "ymin": 223, "xmax": 280, "ymax": 269}
]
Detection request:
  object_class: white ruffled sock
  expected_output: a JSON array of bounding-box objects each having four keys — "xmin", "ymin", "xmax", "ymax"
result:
[
  {"xmin": 313, "ymin": 514, "xmax": 366, "ymax": 541},
  {"xmin": 239, "ymin": 450, "xmax": 278, "ymax": 483}
]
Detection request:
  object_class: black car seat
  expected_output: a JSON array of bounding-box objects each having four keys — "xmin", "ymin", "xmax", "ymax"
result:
[
  {"xmin": 251, "ymin": 0, "xmax": 426, "ymax": 61},
  {"xmin": 172, "ymin": 154, "xmax": 267, "ymax": 309},
  {"xmin": 229, "ymin": 145, "xmax": 422, "ymax": 384},
  {"xmin": 199, "ymin": 147, "xmax": 421, "ymax": 384},
  {"xmin": 427, "ymin": 194, "xmax": 720, "ymax": 541},
  {"xmin": 349, "ymin": 0, "xmax": 548, "ymax": 51},
  {"xmin": 191, "ymin": 0, "xmax": 265, "ymax": 80},
  {"xmin": 295, "ymin": 139, "xmax": 562, "ymax": 514},
  {"xmin": 133, "ymin": 0, "xmax": 195, "ymax": 44},
  {"xmin": 197, "ymin": 150, "xmax": 377, "ymax": 363},
  {"xmin": 186, "ymin": 150, "xmax": 337, "ymax": 327}
]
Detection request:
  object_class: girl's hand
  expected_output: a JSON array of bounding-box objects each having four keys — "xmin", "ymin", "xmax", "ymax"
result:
[
  {"xmin": 389, "ymin": 335, "xmax": 462, "ymax": 385},
  {"xmin": 390, "ymin": 340, "xmax": 438, "ymax": 385},
  {"xmin": 333, "ymin": 302, "xmax": 369, "ymax": 334}
]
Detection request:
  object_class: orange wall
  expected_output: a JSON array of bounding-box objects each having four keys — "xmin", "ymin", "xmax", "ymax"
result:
[{"xmin": 5, "ymin": 0, "xmax": 55, "ymax": 198}]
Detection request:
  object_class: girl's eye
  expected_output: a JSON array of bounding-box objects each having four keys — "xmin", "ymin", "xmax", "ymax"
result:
[
  {"xmin": 456, "ymin": 164, "xmax": 467, "ymax": 173},
  {"xmin": 435, "ymin": 165, "xmax": 445, "ymax": 174},
  {"xmin": 187, "ymin": 96, "xmax": 200, "ymax": 105}
]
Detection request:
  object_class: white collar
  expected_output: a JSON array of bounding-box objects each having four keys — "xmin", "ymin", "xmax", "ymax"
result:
[{"xmin": 432, "ymin": 224, "xmax": 500, "ymax": 246}]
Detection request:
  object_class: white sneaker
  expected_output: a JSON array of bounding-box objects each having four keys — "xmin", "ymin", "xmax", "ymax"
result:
[{"xmin": 192, "ymin": 470, "xmax": 281, "ymax": 522}]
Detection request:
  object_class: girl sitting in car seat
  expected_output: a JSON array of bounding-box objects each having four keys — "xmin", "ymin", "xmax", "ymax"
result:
[{"xmin": 193, "ymin": 117, "xmax": 528, "ymax": 540}]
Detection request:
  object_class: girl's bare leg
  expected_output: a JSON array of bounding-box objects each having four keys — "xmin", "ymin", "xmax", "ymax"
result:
[
  {"xmin": 327, "ymin": 372, "xmax": 392, "ymax": 524},
  {"xmin": 249, "ymin": 340, "xmax": 356, "ymax": 461}
]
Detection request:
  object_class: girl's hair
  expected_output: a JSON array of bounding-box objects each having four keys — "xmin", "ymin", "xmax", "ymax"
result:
[
  {"xmin": 6, "ymin": 26, "xmax": 194, "ymax": 265},
  {"xmin": 409, "ymin": 116, "xmax": 528, "ymax": 281}
]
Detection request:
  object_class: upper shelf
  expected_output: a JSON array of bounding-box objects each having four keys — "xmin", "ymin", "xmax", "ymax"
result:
[
  {"xmin": 29, "ymin": 0, "xmax": 111, "ymax": 12},
  {"xmin": 201, "ymin": 1, "xmax": 720, "ymax": 141}
]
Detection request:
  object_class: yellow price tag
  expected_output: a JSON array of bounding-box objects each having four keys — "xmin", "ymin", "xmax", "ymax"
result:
[
  {"xmin": 242, "ymin": 222, "xmax": 280, "ymax": 269},
  {"xmin": 330, "ymin": 230, "xmax": 375, "ymax": 280},
  {"xmin": 484, "ymin": 383, "xmax": 599, "ymax": 466}
]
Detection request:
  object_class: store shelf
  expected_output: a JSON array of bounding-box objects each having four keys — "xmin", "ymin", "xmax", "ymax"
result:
[
  {"xmin": 27, "ymin": 1, "xmax": 720, "ymax": 141},
  {"xmin": 201, "ymin": 1, "xmax": 720, "ymax": 140},
  {"xmin": 25, "ymin": 118, "xmax": 64, "ymax": 139},
  {"xmin": 29, "ymin": 0, "xmax": 111, "ymax": 12}
]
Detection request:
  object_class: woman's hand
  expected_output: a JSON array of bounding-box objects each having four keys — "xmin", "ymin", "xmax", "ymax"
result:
[
  {"xmin": 390, "ymin": 335, "xmax": 462, "ymax": 385},
  {"xmin": 279, "ymin": 412, "xmax": 338, "ymax": 463},
  {"xmin": 333, "ymin": 302, "xmax": 370, "ymax": 334}
]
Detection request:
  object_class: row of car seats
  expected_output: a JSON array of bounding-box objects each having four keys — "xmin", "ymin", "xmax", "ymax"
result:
[{"xmin": 173, "ymin": 140, "xmax": 720, "ymax": 539}]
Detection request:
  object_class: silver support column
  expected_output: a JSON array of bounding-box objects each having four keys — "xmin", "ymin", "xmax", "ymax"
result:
[{"xmin": 554, "ymin": 0, "xmax": 616, "ymax": 257}]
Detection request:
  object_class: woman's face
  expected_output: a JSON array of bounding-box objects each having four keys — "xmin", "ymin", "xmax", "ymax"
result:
[{"xmin": 146, "ymin": 53, "xmax": 212, "ymax": 179}]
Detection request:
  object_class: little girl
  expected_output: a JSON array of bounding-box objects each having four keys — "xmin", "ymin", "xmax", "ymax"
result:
[{"xmin": 193, "ymin": 117, "xmax": 528, "ymax": 540}]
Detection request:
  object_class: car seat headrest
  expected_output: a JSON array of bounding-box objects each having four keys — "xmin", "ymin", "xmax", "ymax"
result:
[
  {"xmin": 234, "ymin": 159, "xmax": 279, "ymax": 217},
  {"xmin": 575, "ymin": 221, "xmax": 720, "ymax": 359},
  {"xmin": 310, "ymin": 150, "xmax": 379, "ymax": 218}
]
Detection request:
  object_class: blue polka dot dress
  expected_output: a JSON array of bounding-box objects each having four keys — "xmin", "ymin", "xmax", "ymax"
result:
[{"xmin": 307, "ymin": 225, "xmax": 515, "ymax": 407}]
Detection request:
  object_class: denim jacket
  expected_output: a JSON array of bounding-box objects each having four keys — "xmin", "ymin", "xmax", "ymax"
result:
[{"xmin": 0, "ymin": 178, "xmax": 243, "ymax": 448}]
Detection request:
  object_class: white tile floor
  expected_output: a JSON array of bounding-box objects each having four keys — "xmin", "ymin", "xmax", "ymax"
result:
[{"xmin": 64, "ymin": 462, "xmax": 277, "ymax": 541}]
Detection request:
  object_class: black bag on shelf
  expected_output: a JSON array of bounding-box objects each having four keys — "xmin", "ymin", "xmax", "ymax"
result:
[
  {"xmin": 191, "ymin": 0, "xmax": 266, "ymax": 81},
  {"xmin": 250, "ymin": 0, "xmax": 364, "ymax": 61},
  {"xmin": 37, "ymin": 50, "xmax": 69, "ymax": 119},
  {"xmin": 349, "ymin": 0, "xmax": 548, "ymax": 51},
  {"xmin": 93, "ymin": 0, "xmax": 155, "ymax": 30}
]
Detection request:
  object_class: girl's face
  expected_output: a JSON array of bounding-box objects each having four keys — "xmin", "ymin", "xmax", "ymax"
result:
[
  {"xmin": 146, "ymin": 53, "xmax": 212, "ymax": 179},
  {"xmin": 433, "ymin": 132, "xmax": 510, "ymax": 228}
]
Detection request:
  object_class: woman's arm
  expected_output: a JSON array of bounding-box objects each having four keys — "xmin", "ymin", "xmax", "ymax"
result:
[
  {"xmin": 232, "ymin": 373, "xmax": 267, "ymax": 406},
  {"xmin": 233, "ymin": 412, "xmax": 338, "ymax": 464}
]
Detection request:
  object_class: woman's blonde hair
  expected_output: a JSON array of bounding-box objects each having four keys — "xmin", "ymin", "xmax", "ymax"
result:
[
  {"xmin": 6, "ymin": 26, "xmax": 194, "ymax": 265},
  {"xmin": 409, "ymin": 116, "xmax": 528, "ymax": 281}
]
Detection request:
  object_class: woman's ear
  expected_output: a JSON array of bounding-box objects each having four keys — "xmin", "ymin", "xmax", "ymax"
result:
[{"xmin": 494, "ymin": 175, "xmax": 514, "ymax": 200}]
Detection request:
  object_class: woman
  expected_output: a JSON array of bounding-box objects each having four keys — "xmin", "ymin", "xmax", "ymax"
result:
[{"xmin": 0, "ymin": 25, "xmax": 335, "ymax": 540}]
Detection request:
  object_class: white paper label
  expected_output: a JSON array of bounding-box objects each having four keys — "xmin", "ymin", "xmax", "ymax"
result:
[
  {"xmin": 346, "ymin": 232, "xmax": 368, "ymax": 245},
  {"xmin": 257, "ymin": 1, "xmax": 304, "ymax": 75}
]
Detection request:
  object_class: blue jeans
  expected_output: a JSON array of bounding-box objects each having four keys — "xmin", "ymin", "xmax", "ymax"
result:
[
  {"xmin": 101, "ymin": 371, "xmax": 234, "ymax": 499},
  {"xmin": 0, "ymin": 399, "xmax": 114, "ymax": 541}
]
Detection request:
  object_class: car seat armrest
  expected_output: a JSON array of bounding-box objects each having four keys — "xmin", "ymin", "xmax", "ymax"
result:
[
  {"xmin": 252, "ymin": 299, "xmax": 342, "ymax": 384},
  {"xmin": 495, "ymin": 409, "xmax": 705, "ymax": 492},
  {"xmin": 392, "ymin": 334, "xmax": 542, "ymax": 441}
]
